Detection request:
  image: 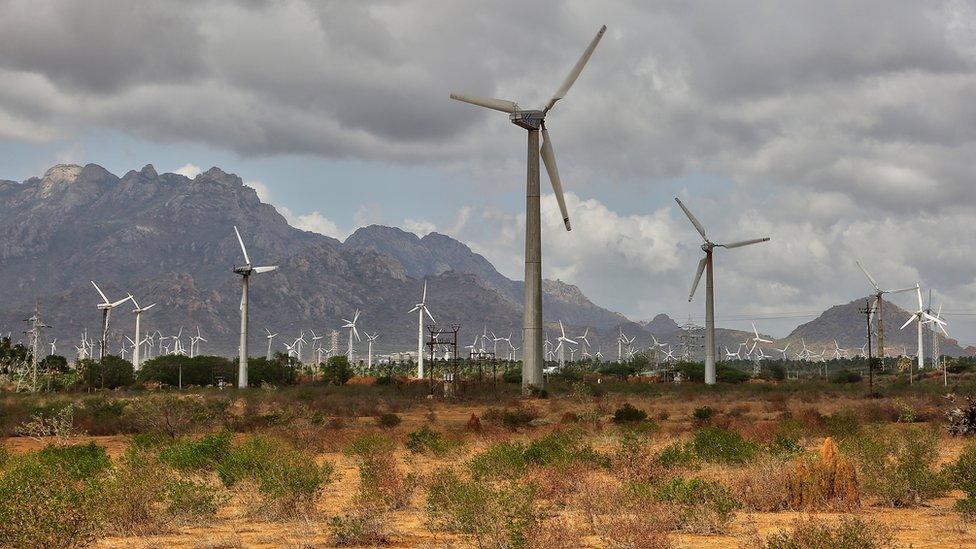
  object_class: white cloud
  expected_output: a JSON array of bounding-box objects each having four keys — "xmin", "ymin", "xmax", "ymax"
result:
[
  {"xmin": 403, "ymin": 218, "xmax": 436, "ymax": 237},
  {"xmin": 277, "ymin": 206, "xmax": 347, "ymax": 240},
  {"xmin": 172, "ymin": 163, "xmax": 201, "ymax": 178},
  {"xmin": 245, "ymin": 180, "xmax": 271, "ymax": 202}
]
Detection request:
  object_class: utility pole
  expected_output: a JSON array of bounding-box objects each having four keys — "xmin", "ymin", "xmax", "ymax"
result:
[{"xmin": 859, "ymin": 299, "xmax": 874, "ymax": 391}]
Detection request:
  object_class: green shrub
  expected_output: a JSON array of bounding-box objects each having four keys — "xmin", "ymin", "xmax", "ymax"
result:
[
  {"xmin": 756, "ymin": 516, "xmax": 893, "ymax": 549},
  {"xmin": 0, "ymin": 444, "xmax": 108, "ymax": 548},
  {"xmin": 612, "ymin": 403, "xmax": 648, "ymax": 424},
  {"xmin": 823, "ymin": 411, "xmax": 861, "ymax": 439},
  {"xmin": 830, "ymin": 370, "xmax": 863, "ymax": 384},
  {"xmin": 329, "ymin": 507, "xmax": 391, "ymax": 546},
  {"xmin": 77, "ymin": 355, "xmax": 134, "ymax": 389},
  {"xmin": 655, "ymin": 442, "xmax": 697, "ymax": 469},
  {"xmin": 523, "ymin": 430, "xmax": 608, "ymax": 470},
  {"xmin": 158, "ymin": 431, "xmax": 231, "ymax": 471},
  {"xmin": 483, "ymin": 407, "xmax": 539, "ymax": 431},
  {"xmin": 123, "ymin": 394, "xmax": 210, "ymax": 439},
  {"xmin": 321, "ymin": 356, "xmax": 354, "ymax": 386},
  {"xmin": 405, "ymin": 424, "xmax": 452, "ymax": 455},
  {"xmin": 653, "ymin": 476, "xmax": 740, "ymax": 533},
  {"xmin": 426, "ymin": 469, "xmax": 536, "ymax": 548},
  {"xmin": 165, "ymin": 479, "xmax": 222, "ymax": 520},
  {"xmin": 217, "ymin": 436, "xmax": 333, "ymax": 517},
  {"xmin": 949, "ymin": 441, "xmax": 976, "ymax": 517},
  {"xmin": 692, "ymin": 406, "xmax": 715, "ymax": 424},
  {"xmin": 376, "ymin": 413, "xmax": 402, "ymax": 429},
  {"xmin": 345, "ymin": 431, "xmax": 397, "ymax": 458},
  {"xmin": 848, "ymin": 426, "xmax": 947, "ymax": 507},
  {"xmin": 469, "ymin": 441, "xmax": 528, "ymax": 479},
  {"xmin": 768, "ymin": 435, "xmax": 803, "ymax": 456},
  {"xmin": 690, "ymin": 427, "xmax": 759, "ymax": 464}
]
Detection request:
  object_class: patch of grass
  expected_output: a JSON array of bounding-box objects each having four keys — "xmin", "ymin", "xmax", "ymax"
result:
[
  {"xmin": 655, "ymin": 441, "xmax": 697, "ymax": 469},
  {"xmin": 754, "ymin": 516, "xmax": 893, "ymax": 549},
  {"xmin": 692, "ymin": 406, "xmax": 715, "ymax": 424},
  {"xmin": 948, "ymin": 441, "xmax": 976, "ymax": 518},
  {"xmin": 329, "ymin": 507, "xmax": 392, "ymax": 546},
  {"xmin": 344, "ymin": 431, "xmax": 397, "ymax": 458},
  {"xmin": 165, "ymin": 478, "xmax": 222, "ymax": 520},
  {"xmin": 847, "ymin": 425, "xmax": 947, "ymax": 507},
  {"xmin": 651, "ymin": 476, "xmax": 740, "ymax": 534},
  {"xmin": 469, "ymin": 441, "xmax": 528, "ymax": 479},
  {"xmin": 158, "ymin": 431, "xmax": 231, "ymax": 471},
  {"xmin": 689, "ymin": 427, "xmax": 759, "ymax": 464},
  {"xmin": 426, "ymin": 469, "xmax": 536, "ymax": 548},
  {"xmin": 0, "ymin": 443, "xmax": 109, "ymax": 548},
  {"xmin": 405, "ymin": 424, "xmax": 454, "ymax": 456}
]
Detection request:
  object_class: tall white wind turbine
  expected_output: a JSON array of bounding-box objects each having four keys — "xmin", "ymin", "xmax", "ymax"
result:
[
  {"xmin": 366, "ymin": 332, "xmax": 378, "ymax": 369},
  {"xmin": 342, "ymin": 310, "xmax": 362, "ymax": 363},
  {"xmin": 265, "ymin": 328, "xmax": 278, "ymax": 360},
  {"xmin": 450, "ymin": 25, "xmax": 607, "ymax": 393},
  {"xmin": 91, "ymin": 281, "xmax": 132, "ymax": 360},
  {"xmin": 900, "ymin": 284, "xmax": 946, "ymax": 373},
  {"xmin": 408, "ymin": 281, "xmax": 435, "ymax": 378},
  {"xmin": 675, "ymin": 197, "xmax": 770, "ymax": 384},
  {"xmin": 127, "ymin": 293, "xmax": 156, "ymax": 370},
  {"xmin": 232, "ymin": 226, "xmax": 278, "ymax": 388}
]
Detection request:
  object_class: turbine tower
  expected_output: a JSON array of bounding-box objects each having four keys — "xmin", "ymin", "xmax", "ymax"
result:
[
  {"xmin": 450, "ymin": 25, "xmax": 607, "ymax": 393},
  {"xmin": 91, "ymin": 281, "xmax": 132, "ymax": 360},
  {"xmin": 408, "ymin": 281, "xmax": 435, "ymax": 378},
  {"xmin": 675, "ymin": 197, "xmax": 770, "ymax": 384},
  {"xmin": 128, "ymin": 293, "xmax": 156, "ymax": 370},
  {"xmin": 232, "ymin": 226, "xmax": 278, "ymax": 388},
  {"xmin": 366, "ymin": 332, "xmax": 378, "ymax": 369},
  {"xmin": 855, "ymin": 259, "xmax": 915, "ymax": 361},
  {"xmin": 264, "ymin": 328, "xmax": 277, "ymax": 361}
]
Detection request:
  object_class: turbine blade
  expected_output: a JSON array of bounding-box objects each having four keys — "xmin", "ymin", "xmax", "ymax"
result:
[
  {"xmin": 110, "ymin": 295, "xmax": 133, "ymax": 308},
  {"xmin": 689, "ymin": 256, "xmax": 706, "ymax": 301},
  {"xmin": 543, "ymin": 25, "xmax": 607, "ymax": 113},
  {"xmin": 91, "ymin": 281, "xmax": 109, "ymax": 303},
  {"xmin": 916, "ymin": 285, "xmax": 923, "ymax": 310},
  {"xmin": 540, "ymin": 127, "xmax": 571, "ymax": 231},
  {"xmin": 425, "ymin": 306, "xmax": 435, "ymax": 323},
  {"xmin": 408, "ymin": 306, "xmax": 420, "ymax": 313},
  {"xmin": 449, "ymin": 93, "xmax": 517, "ymax": 113},
  {"xmin": 900, "ymin": 315, "xmax": 916, "ymax": 330},
  {"xmin": 422, "ymin": 280, "xmax": 427, "ymax": 302},
  {"xmin": 253, "ymin": 265, "xmax": 278, "ymax": 274},
  {"xmin": 855, "ymin": 260, "xmax": 881, "ymax": 292},
  {"xmin": 674, "ymin": 198, "xmax": 708, "ymax": 241},
  {"xmin": 720, "ymin": 237, "xmax": 770, "ymax": 249},
  {"xmin": 233, "ymin": 226, "xmax": 251, "ymax": 265},
  {"xmin": 888, "ymin": 286, "xmax": 917, "ymax": 294}
]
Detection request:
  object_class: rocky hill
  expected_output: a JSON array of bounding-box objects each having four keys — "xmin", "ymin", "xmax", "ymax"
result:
[{"xmin": 0, "ymin": 163, "xmax": 630, "ymax": 357}]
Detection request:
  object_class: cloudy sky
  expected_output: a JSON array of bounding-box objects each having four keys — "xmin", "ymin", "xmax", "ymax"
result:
[{"xmin": 2, "ymin": 0, "xmax": 976, "ymax": 342}]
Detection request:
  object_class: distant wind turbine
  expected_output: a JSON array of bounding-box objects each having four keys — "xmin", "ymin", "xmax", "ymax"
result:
[
  {"xmin": 232, "ymin": 226, "xmax": 278, "ymax": 388},
  {"xmin": 91, "ymin": 281, "xmax": 132, "ymax": 360},
  {"xmin": 675, "ymin": 197, "xmax": 770, "ymax": 384},
  {"xmin": 408, "ymin": 281, "xmax": 435, "ymax": 378}
]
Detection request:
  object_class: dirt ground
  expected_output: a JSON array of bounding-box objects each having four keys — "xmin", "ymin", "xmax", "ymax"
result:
[{"xmin": 9, "ymin": 391, "xmax": 976, "ymax": 548}]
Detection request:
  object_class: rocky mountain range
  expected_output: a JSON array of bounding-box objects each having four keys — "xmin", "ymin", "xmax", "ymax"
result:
[
  {"xmin": 0, "ymin": 163, "xmax": 968, "ymax": 361},
  {"xmin": 0, "ymin": 163, "xmax": 628, "ymax": 357}
]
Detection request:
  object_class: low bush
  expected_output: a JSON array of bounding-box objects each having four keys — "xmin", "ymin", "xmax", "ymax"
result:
[
  {"xmin": 345, "ymin": 431, "xmax": 397, "ymax": 457},
  {"xmin": 655, "ymin": 441, "xmax": 697, "ymax": 469},
  {"xmin": 329, "ymin": 507, "xmax": 392, "ymax": 546},
  {"xmin": 165, "ymin": 478, "xmax": 222, "ymax": 520},
  {"xmin": 754, "ymin": 516, "xmax": 893, "ymax": 549},
  {"xmin": 158, "ymin": 431, "xmax": 231, "ymax": 471},
  {"xmin": 469, "ymin": 441, "xmax": 528, "ymax": 479},
  {"xmin": 948, "ymin": 441, "xmax": 976, "ymax": 518},
  {"xmin": 375, "ymin": 413, "xmax": 402, "ymax": 429},
  {"xmin": 692, "ymin": 406, "xmax": 714, "ymax": 424},
  {"xmin": 469, "ymin": 430, "xmax": 606, "ymax": 479},
  {"xmin": 848, "ymin": 425, "xmax": 947, "ymax": 507},
  {"xmin": 727, "ymin": 456, "xmax": 792, "ymax": 512},
  {"xmin": 425, "ymin": 469, "xmax": 536, "ymax": 548},
  {"xmin": 405, "ymin": 424, "xmax": 453, "ymax": 455},
  {"xmin": 689, "ymin": 427, "xmax": 759, "ymax": 464},
  {"xmin": 0, "ymin": 443, "xmax": 109, "ymax": 548},
  {"xmin": 830, "ymin": 370, "xmax": 862, "ymax": 384},
  {"xmin": 612, "ymin": 403, "xmax": 648, "ymax": 424},
  {"xmin": 823, "ymin": 410, "xmax": 861, "ymax": 439},
  {"xmin": 356, "ymin": 452, "xmax": 416, "ymax": 510},
  {"xmin": 123, "ymin": 394, "xmax": 210, "ymax": 439},
  {"xmin": 483, "ymin": 406, "xmax": 539, "ymax": 431},
  {"xmin": 217, "ymin": 436, "xmax": 333, "ymax": 518},
  {"xmin": 321, "ymin": 356, "xmax": 354, "ymax": 386},
  {"xmin": 652, "ymin": 476, "xmax": 740, "ymax": 534}
]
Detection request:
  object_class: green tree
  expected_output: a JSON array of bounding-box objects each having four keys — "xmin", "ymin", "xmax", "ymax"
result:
[
  {"xmin": 321, "ymin": 355, "xmax": 353, "ymax": 386},
  {"xmin": 78, "ymin": 355, "xmax": 134, "ymax": 389}
]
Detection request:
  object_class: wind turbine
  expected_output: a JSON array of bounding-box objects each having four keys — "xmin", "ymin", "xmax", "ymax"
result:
[
  {"xmin": 264, "ymin": 328, "xmax": 278, "ymax": 360},
  {"xmin": 855, "ymin": 259, "xmax": 916, "ymax": 362},
  {"xmin": 366, "ymin": 332, "xmax": 378, "ymax": 369},
  {"xmin": 191, "ymin": 327, "xmax": 206, "ymax": 358},
  {"xmin": 451, "ymin": 25, "xmax": 607, "ymax": 393},
  {"xmin": 900, "ymin": 284, "xmax": 946, "ymax": 373},
  {"xmin": 91, "ymin": 281, "xmax": 132, "ymax": 360},
  {"xmin": 675, "ymin": 197, "xmax": 770, "ymax": 384},
  {"xmin": 774, "ymin": 342, "xmax": 791, "ymax": 360},
  {"xmin": 232, "ymin": 226, "xmax": 278, "ymax": 388},
  {"xmin": 342, "ymin": 310, "xmax": 362, "ymax": 363},
  {"xmin": 409, "ymin": 281, "xmax": 435, "ymax": 378},
  {"xmin": 128, "ymin": 294, "xmax": 156, "ymax": 370},
  {"xmin": 555, "ymin": 321, "xmax": 577, "ymax": 368}
]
